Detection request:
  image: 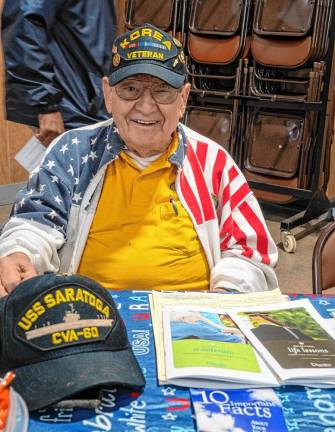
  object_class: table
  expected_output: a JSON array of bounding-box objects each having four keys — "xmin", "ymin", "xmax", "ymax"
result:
[{"xmin": 29, "ymin": 292, "xmax": 335, "ymax": 431}]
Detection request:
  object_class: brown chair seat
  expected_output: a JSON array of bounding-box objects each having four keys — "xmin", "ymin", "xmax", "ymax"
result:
[
  {"xmin": 251, "ymin": 34, "xmax": 312, "ymax": 68},
  {"xmin": 251, "ymin": 0, "xmax": 332, "ymax": 66},
  {"xmin": 244, "ymin": 171, "xmax": 298, "ymax": 204},
  {"xmin": 188, "ymin": 33, "xmax": 242, "ymax": 65}
]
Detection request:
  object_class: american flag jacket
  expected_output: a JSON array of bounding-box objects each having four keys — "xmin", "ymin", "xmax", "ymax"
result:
[{"xmin": 0, "ymin": 119, "xmax": 278, "ymax": 292}]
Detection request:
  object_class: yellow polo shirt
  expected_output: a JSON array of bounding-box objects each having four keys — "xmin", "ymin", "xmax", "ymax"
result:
[{"xmin": 78, "ymin": 138, "xmax": 210, "ymax": 290}]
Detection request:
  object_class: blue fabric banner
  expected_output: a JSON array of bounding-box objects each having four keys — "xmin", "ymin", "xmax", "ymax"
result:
[{"xmin": 28, "ymin": 292, "xmax": 335, "ymax": 431}]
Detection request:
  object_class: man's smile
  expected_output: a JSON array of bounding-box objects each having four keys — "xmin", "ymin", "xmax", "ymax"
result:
[{"xmin": 131, "ymin": 119, "xmax": 160, "ymax": 126}]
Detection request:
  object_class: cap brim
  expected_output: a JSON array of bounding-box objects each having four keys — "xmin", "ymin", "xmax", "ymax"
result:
[
  {"xmin": 110, "ymin": 63, "xmax": 185, "ymax": 88},
  {"xmin": 12, "ymin": 349, "xmax": 145, "ymax": 411}
]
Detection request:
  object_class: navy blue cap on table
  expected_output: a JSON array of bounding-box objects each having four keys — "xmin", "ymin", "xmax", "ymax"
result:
[
  {"xmin": 109, "ymin": 23, "xmax": 187, "ymax": 88},
  {"xmin": 0, "ymin": 273, "xmax": 145, "ymax": 411}
]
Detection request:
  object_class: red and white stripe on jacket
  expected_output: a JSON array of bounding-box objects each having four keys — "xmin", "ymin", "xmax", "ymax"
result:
[{"xmin": 177, "ymin": 125, "xmax": 278, "ymax": 292}]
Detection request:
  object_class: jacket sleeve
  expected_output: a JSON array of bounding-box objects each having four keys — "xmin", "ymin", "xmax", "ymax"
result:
[
  {"xmin": 2, "ymin": 0, "xmax": 65, "ymax": 126},
  {"xmin": 0, "ymin": 133, "xmax": 75, "ymax": 273},
  {"xmin": 210, "ymin": 152, "xmax": 279, "ymax": 292}
]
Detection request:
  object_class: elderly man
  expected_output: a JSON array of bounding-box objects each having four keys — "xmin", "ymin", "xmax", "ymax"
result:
[{"xmin": 0, "ymin": 24, "xmax": 278, "ymax": 296}]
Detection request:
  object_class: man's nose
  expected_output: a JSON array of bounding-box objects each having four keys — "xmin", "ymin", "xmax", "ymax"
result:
[{"xmin": 135, "ymin": 88, "xmax": 157, "ymax": 112}]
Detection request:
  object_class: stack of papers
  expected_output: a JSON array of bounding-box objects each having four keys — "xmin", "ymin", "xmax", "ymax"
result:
[{"xmin": 149, "ymin": 290, "xmax": 335, "ymax": 388}]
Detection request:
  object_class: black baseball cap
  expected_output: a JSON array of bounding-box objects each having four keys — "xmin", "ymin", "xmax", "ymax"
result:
[
  {"xmin": 109, "ymin": 23, "xmax": 187, "ymax": 88},
  {"xmin": 0, "ymin": 273, "xmax": 145, "ymax": 411}
]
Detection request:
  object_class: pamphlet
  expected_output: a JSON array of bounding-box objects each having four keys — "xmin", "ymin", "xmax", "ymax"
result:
[
  {"xmin": 229, "ymin": 299, "xmax": 335, "ymax": 387},
  {"xmin": 162, "ymin": 305, "xmax": 279, "ymax": 388},
  {"xmin": 149, "ymin": 289, "xmax": 289, "ymax": 384},
  {"xmin": 15, "ymin": 136, "xmax": 46, "ymax": 173},
  {"xmin": 190, "ymin": 388, "xmax": 288, "ymax": 432}
]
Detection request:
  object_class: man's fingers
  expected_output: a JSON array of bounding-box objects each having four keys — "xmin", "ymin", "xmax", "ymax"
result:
[
  {"xmin": 0, "ymin": 253, "xmax": 37, "ymax": 295},
  {"xmin": 36, "ymin": 130, "xmax": 56, "ymax": 146},
  {"xmin": 37, "ymin": 112, "xmax": 65, "ymax": 146},
  {"xmin": 0, "ymin": 268, "xmax": 22, "ymax": 294},
  {"xmin": 20, "ymin": 266, "xmax": 38, "ymax": 281}
]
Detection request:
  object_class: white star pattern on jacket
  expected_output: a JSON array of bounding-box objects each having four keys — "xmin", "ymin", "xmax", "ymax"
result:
[
  {"xmin": 89, "ymin": 151, "xmax": 98, "ymax": 160},
  {"xmin": 72, "ymin": 192, "xmax": 82, "ymax": 203},
  {"xmin": 46, "ymin": 160, "xmax": 55, "ymax": 170},
  {"xmin": 81, "ymin": 154, "xmax": 89, "ymax": 164},
  {"xmin": 60, "ymin": 144, "xmax": 68, "ymax": 154},
  {"xmin": 67, "ymin": 164, "xmax": 74, "ymax": 176},
  {"xmin": 6, "ymin": 124, "xmax": 118, "ymax": 241}
]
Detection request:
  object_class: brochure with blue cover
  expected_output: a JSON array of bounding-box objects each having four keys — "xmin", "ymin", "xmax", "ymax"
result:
[{"xmin": 190, "ymin": 388, "xmax": 288, "ymax": 432}]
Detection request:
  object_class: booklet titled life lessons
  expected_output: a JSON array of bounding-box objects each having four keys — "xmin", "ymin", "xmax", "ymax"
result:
[
  {"xmin": 229, "ymin": 299, "xmax": 335, "ymax": 387},
  {"xmin": 190, "ymin": 388, "xmax": 288, "ymax": 432},
  {"xmin": 162, "ymin": 305, "xmax": 279, "ymax": 389}
]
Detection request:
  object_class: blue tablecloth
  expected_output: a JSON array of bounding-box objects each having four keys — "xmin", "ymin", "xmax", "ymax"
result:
[{"xmin": 29, "ymin": 292, "xmax": 335, "ymax": 431}]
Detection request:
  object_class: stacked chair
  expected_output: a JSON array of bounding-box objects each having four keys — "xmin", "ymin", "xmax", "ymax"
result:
[
  {"xmin": 184, "ymin": 0, "xmax": 252, "ymax": 156},
  {"xmin": 186, "ymin": 0, "xmax": 251, "ymax": 95},
  {"xmin": 242, "ymin": 0, "xmax": 334, "ymax": 204}
]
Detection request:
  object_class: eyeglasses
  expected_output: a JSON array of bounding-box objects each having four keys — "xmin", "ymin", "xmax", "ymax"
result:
[{"xmin": 115, "ymin": 80, "xmax": 182, "ymax": 104}]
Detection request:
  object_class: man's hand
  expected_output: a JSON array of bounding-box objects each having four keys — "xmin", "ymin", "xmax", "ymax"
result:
[
  {"xmin": 36, "ymin": 112, "xmax": 65, "ymax": 146},
  {"xmin": 0, "ymin": 253, "xmax": 37, "ymax": 297}
]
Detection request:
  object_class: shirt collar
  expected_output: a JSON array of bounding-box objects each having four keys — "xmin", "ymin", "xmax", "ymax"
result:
[{"xmin": 102, "ymin": 122, "xmax": 187, "ymax": 169}]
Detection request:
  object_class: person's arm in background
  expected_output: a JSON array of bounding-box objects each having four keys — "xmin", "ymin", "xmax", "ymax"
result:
[
  {"xmin": 2, "ymin": 0, "xmax": 65, "ymax": 145},
  {"xmin": 210, "ymin": 151, "xmax": 279, "ymax": 292}
]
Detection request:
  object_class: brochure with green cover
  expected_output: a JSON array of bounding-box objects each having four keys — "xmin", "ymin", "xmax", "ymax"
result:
[{"xmin": 163, "ymin": 305, "xmax": 279, "ymax": 388}]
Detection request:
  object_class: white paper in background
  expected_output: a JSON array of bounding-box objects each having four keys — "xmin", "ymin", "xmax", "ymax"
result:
[{"xmin": 14, "ymin": 136, "xmax": 46, "ymax": 173}]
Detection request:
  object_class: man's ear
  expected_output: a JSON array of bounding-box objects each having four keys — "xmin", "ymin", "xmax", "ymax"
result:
[
  {"xmin": 179, "ymin": 83, "xmax": 191, "ymax": 119},
  {"xmin": 102, "ymin": 76, "xmax": 113, "ymax": 114}
]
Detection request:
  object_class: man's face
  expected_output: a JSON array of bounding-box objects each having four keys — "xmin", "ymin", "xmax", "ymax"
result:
[{"xmin": 103, "ymin": 75, "xmax": 190, "ymax": 157}]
